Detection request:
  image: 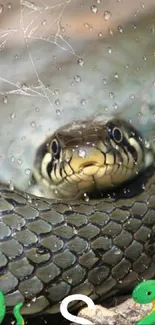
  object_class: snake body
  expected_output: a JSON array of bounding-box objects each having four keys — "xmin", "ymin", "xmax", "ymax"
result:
[{"xmin": 0, "ymin": 119, "xmax": 155, "ymax": 315}]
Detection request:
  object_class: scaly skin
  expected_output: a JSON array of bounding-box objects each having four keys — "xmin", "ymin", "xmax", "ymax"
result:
[{"xmin": 0, "ymin": 164, "xmax": 155, "ymax": 315}]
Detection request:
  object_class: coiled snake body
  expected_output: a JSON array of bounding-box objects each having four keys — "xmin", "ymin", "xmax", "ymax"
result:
[{"xmin": 0, "ymin": 118, "xmax": 155, "ymax": 315}]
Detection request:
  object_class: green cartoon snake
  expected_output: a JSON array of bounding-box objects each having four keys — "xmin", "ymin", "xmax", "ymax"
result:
[
  {"xmin": 0, "ymin": 291, "xmax": 24, "ymax": 325},
  {"xmin": 132, "ymin": 280, "xmax": 155, "ymax": 325}
]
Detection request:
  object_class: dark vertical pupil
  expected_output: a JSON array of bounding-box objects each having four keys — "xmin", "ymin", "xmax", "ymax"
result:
[{"xmin": 147, "ymin": 291, "xmax": 152, "ymax": 296}]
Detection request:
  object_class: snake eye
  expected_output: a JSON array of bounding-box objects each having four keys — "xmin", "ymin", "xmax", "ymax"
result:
[
  {"xmin": 112, "ymin": 127, "xmax": 123, "ymax": 143},
  {"xmin": 107, "ymin": 123, "xmax": 123, "ymax": 144},
  {"xmin": 51, "ymin": 137, "xmax": 61, "ymax": 159}
]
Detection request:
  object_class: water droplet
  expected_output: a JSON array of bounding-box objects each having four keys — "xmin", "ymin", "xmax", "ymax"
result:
[
  {"xmin": 61, "ymin": 26, "xmax": 65, "ymax": 33},
  {"xmin": 104, "ymin": 11, "xmax": 111, "ymax": 21},
  {"xmin": 55, "ymin": 99, "xmax": 60, "ymax": 106},
  {"xmin": 9, "ymin": 181, "xmax": 14, "ymax": 191},
  {"xmin": 108, "ymin": 47, "xmax": 112, "ymax": 54},
  {"xmin": 7, "ymin": 3, "xmax": 12, "ymax": 9},
  {"xmin": 130, "ymin": 94, "xmax": 135, "ymax": 100},
  {"xmin": 145, "ymin": 140, "xmax": 150, "ymax": 149},
  {"xmin": 78, "ymin": 149, "xmax": 87, "ymax": 158},
  {"xmin": 54, "ymin": 89, "xmax": 59, "ymax": 95},
  {"xmin": 90, "ymin": 5, "xmax": 98, "ymax": 14},
  {"xmin": 30, "ymin": 121, "xmax": 36, "ymax": 127},
  {"xmin": 77, "ymin": 58, "xmax": 84, "ymax": 67},
  {"xmin": 108, "ymin": 27, "xmax": 114, "ymax": 35},
  {"xmin": 143, "ymin": 56, "xmax": 147, "ymax": 61},
  {"xmin": 81, "ymin": 99, "xmax": 86, "ymax": 106},
  {"xmin": 11, "ymin": 156, "xmax": 15, "ymax": 163},
  {"xmin": 98, "ymin": 32, "xmax": 102, "ymax": 37},
  {"xmin": 114, "ymin": 73, "xmax": 119, "ymax": 79},
  {"xmin": 10, "ymin": 112, "xmax": 16, "ymax": 119},
  {"xmin": 132, "ymin": 24, "xmax": 137, "ymax": 30},
  {"xmin": 42, "ymin": 20, "xmax": 46, "ymax": 26},
  {"xmin": 84, "ymin": 193, "xmax": 90, "ymax": 202},
  {"xmin": 3, "ymin": 96, "xmax": 8, "ymax": 104},
  {"xmin": 118, "ymin": 25, "xmax": 123, "ymax": 33},
  {"xmin": 96, "ymin": 0, "xmax": 101, "ymax": 3},
  {"xmin": 74, "ymin": 75, "xmax": 81, "ymax": 83},
  {"xmin": 25, "ymin": 168, "xmax": 31, "ymax": 175},
  {"xmin": 109, "ymin": 92, "xmax": 114, "ymax": 99},
  {"xmin": 0, "ymin": 4, "xmax": 4, "ymax": 13},
  {"xmin": 35, "ymin": 107, "xmax": 40, "ymax": 112},
  {"xmin": 17, "ymin": 158, "xmax": 22, "ymax": 165},
  {"xmin": 56, "ymin": 109, "xmax": 61, "ymax": 116},
  {"xmin": 32, "ymin": 297, "xmax": 37, "ymax": 302},
  {"xmin": 84, "ymin": 22, "xmax": 89, "ymax": 28},
  {"xmin": 102, "ymin": 78, "xmax": 107, "ymax": 85},
  {"xmin": 141, "ymin": 3, "xmax": 145, "ymax": 8},
  {"xmin": 27, "ymin": 196, "xmax": 33, "ymax": 204},
  {"xmin": 150, "ymin": 25, "xmax": 155, "ymax": 35},
  {"xmin": 113, "ymin": 103, "xmax": 118, "ymax": 110}
]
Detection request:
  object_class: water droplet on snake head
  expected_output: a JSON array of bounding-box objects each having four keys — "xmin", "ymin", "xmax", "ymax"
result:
[
  {"xmin": 90, "ymin": 5, "xmax": 98, "ymax": 14},
  {"xmin": 103, "ymin": 11, "xmax": 111, "ymax": 21},
  {"xmin": 98, "ymin": 32, "xmax": 102, "ymax": 37},
  {"xmin": 78, "ymin": 149, "xmax": 87, "ymax": 158}
]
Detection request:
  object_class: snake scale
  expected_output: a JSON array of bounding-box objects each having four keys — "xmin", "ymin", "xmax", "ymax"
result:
[{"xmin": 0, "ymin": 131, "xmax": 155, "ymax": 315}]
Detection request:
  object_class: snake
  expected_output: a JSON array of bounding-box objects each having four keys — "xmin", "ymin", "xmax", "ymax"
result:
[{"xmin": 0, "ymin": 117, "xmax": 155, "ymax": 316}]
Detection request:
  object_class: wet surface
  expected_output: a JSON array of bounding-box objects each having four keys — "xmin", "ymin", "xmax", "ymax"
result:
[{"xmin": 1, "ymin": 1, "xmax": 155, "ymax": 324}]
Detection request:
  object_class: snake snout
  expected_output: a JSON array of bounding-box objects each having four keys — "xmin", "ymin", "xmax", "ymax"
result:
[{"xmin": 71, "ymin": 147, "xmax": 105, "ymax": 174}]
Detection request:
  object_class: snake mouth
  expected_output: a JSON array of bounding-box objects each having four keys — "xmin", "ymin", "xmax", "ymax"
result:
[{"xmin": 81, "ymin": 162, "xmax": 100, "ymax": 168}]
